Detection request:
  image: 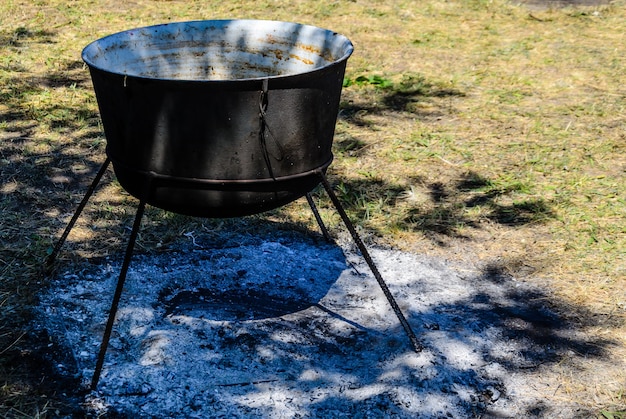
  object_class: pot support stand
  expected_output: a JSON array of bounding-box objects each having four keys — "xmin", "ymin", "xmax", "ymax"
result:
[{"xmin": 45, "ymin": 160, "xmax": 421, "ymax": 390}]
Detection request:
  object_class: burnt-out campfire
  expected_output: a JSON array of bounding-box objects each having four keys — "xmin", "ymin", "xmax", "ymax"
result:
[{"xmin": 45, "ymin": 19, "xmax": 420, "ymax": 390}]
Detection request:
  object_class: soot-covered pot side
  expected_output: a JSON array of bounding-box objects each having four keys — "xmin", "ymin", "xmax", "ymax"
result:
[{"xmin": 82, "ymin": 20, "xmax": 353, "ymax": 217}]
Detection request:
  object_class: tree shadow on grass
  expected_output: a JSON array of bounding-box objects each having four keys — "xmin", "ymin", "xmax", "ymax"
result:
[
  {"xmin": 329, "ymin": 74, "xmax": 555, "ymax": 243},
  {"xmin": 321, "ymin": 170, "xmax": 556, "ymax": 243},
  {"xmin": 0, "ymin": 27, "xmax": 55, "ymax": 50},
  {"xmin": 338, "ymin": 73, "xmax": 465, "ymax": 124}
]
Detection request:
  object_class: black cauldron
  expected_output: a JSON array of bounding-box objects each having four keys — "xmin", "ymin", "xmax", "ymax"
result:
[{"xmin": 81, "ymin": 19, "xmax": 353, "ymax": 217}]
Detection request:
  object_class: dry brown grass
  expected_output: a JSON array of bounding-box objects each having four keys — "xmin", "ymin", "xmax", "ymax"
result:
[{"xmin": 1, "ymin": 0, "xmax": 625, "ymax": 416}]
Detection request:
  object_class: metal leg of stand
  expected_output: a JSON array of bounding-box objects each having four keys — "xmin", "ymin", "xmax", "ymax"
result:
[
  {"xmin": 318, "ymin": 173, "xmax": 423, "ymax": 353},
  {"xmin": 305, "ymin": 192, "xmax": 332, "ymax": 242},
  {"xmin": 91, "ymin": 199, "xmax": 147, "ymax": 390},
  {"xmin": 45, "ymin": 158, "xmax": 111, "ymax": 270}
]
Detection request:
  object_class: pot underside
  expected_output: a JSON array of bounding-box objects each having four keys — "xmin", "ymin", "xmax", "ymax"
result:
[{"xmin": 82, "ymin": 20, "xmax": 353, "ymax": 217}]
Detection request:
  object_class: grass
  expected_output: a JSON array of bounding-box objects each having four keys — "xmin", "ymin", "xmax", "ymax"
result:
[{"xmin": 1, "ymin": 0, "xmax": 625, "ymax": 416}]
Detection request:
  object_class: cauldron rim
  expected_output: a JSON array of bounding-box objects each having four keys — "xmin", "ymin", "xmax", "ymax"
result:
[{"xmin": 81, "ymin": 19, "xmax": 354, "ymax": 83}]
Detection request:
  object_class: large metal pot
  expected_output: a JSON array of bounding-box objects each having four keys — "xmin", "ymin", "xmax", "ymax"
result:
[{"xmin": 82, "ymin": 20, "xmax": 353, "ymax": 217}]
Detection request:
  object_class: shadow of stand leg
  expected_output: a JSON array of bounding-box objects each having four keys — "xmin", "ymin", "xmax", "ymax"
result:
[
  {"xmin": 317, "ymin": 172, "xmax": 423, "ymax": 353},
  {"xmin": 44, "ymin": 158, "xmax": 111, "ymax": 272}
]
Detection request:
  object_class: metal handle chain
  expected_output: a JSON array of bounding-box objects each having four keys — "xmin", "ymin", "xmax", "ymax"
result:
[{"xmin": 258, "ymin": 78, "xmax": 284, "ymax": 180}]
